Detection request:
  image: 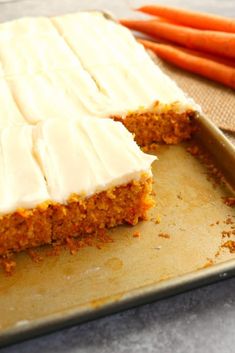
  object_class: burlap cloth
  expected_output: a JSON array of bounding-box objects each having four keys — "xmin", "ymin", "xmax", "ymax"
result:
[{"xmin": 153, "ymin": 56, "xmax": 235, "ymax": 143}]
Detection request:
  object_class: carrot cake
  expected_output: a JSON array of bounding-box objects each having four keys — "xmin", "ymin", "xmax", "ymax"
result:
[
  {"xmin": 0, "ymin": 11, "xmax": 202, "ymax": 257},
  {"xmin": 0, "ymin": 117, "xmax": 156, "ymax": 256},
  {"xmin": 0, "ymin": 11, "xmax": 201, "ymax": 145}
]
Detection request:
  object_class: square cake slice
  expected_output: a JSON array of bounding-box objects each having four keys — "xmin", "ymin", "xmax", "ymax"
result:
[
  {"xmin": 52, "ymin": 11, "xmax": 201, "ymax": 145},
  {"xmin": 0, "ymin": 117, "xmax": 156, "ymax": 257}
]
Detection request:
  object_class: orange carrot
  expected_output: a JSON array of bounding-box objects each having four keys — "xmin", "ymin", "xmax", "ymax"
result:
[
  {"xmin": 120, "ymin": 19, "xmax": 235, "ymax": 59},
  {"xmin": 139, "ymin": 37, "xmax": 235, "ymax": 68},
  {"xmin": 137, "ymin": 5, "xmax": 235, "ymax": 33},
  {"xmin": 138, "ymin": 39, "xmax": 235, "ymax": 89}
]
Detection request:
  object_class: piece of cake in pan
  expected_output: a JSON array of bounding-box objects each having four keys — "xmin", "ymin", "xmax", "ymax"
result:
[
  {"xmin": 0, "ymin": 117, "xmax": 156, "ymax": 256},
  {"xmin": 52, "ymin": 11, "xmax": 201, "ymax": 145}
]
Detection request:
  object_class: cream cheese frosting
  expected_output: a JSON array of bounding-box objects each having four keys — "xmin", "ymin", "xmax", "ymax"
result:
[
  {"xmin": 0, "ymin": 11, "xmax": 200, "ymax": 129},
  {"xmin": 7, "ymin": 71, "xmax": 96, "ymax": 123},
  {"xmin": 0, "ymin": 125, "xmax": 49, "ymax": 214},
  {"xmin": 0, "ymin": 118, "xmax": 156, "ymax": 214},
  {"xmin": 0, "ymin": 79, "xmax": 25, "ymax": 128},
  {"xmin": 33, "ymin": 117, "xmax": 156, "ymax": 203},
  {"xmin": 52, "ymin": 12, "xmax": 200, "ymax": 113}
]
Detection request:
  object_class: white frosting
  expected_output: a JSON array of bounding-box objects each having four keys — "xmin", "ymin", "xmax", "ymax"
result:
[
  {"xmin": 0, "ymin": 11, "xmax": 200, "ymax": 129},
  {"xmin": 33, "ymin": 117, "xmax": 156, "ymax": 203},
  {"xmin": 0, "ymin": 125, "xmax": 49, "ymax": 214},
  {"xmin": 0, "ymin": 118, "xmax": 155, "ymax": 214},
  {"xmin": 0, "ymin": 79, "xmax": 25, "ymax": 128},
  {"xmin": 0, "ymin": 17, "xmax": 57, "ymax": 36},
  {"xmin": 52, "ymin": 12, "xmax": 200, "ymax": 113},
  {"xmin": 7, "ymin": 71, "xmax": 95, "ymax": 124}
]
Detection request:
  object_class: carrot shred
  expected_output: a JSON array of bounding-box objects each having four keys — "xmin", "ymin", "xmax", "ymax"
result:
[
  {"xmin": 120, "ymin": 19, "xmax": 235, "ymax": 59},
  {"xmin": 138, "ymin": 38, "xmax": 235, "ymax": 89},
  {"xmin": 137, "ymin": 5, "xmax": 235, "ymax": 33}
]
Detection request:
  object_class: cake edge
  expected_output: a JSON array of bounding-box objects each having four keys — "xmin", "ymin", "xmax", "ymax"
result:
[
  {"xmin": 112, "ymin": 101, "xmax": 198, "ymax": 146},
  {"xmin": 0, "ymin": 173, "xmax": 154, "ymax": 257}
]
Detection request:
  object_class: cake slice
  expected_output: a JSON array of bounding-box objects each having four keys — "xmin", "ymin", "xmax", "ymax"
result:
[
  {"xmin": 0, "ymin": 12, "xmax": 201, "ymax": 145},
  {"xmin": 0, "ymin": 117, "xmax": 156, "ymax": 257},
  {"xmin": 52, "ymin": 12, "xmax": 201, "ymax": 145}
]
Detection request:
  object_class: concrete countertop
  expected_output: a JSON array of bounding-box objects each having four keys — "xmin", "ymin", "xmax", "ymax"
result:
[{"xmin": 1, "ymin": 0, "xmax": 235, "ymax": 352}]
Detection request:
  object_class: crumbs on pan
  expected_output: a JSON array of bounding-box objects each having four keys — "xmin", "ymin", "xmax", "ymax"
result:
[
  {"xmin": 65, "ymin": 229, "xmax": 113, "ymax": 254},
  {"xmin": 222, "ymin": 241, "xmax": 235, "ymax": 253},
  {"xmin": 141, "ymin": 143, "xmax": 159, "ymax": 153},
  {"xmin": 133, "ymin": 231, "xmax": 141, "ymax": 238},
  {"xmin": 150, "ymin": 215, "xmax": 161, "ymax": 224},
  {"xmin": 0, "ymin": 229, "xmax": 114, "ymax": 276},
  {"xmin": 197, "ymin": 258, "xmax": 214, "ymax": 270},
  {"xmin": 158, "ymin": 232, "xmax": 170, "ymax": 239},
  {"xmin": 187, "ymin": 144, "xmax": 225, "ymax": 188},
  {"xmin": 27, "ymin": 249, "xmax": 43, "ymax": 263},
  {"xmin": 221, "ymin": 216, "xmax": 235, "ymax": 239},
  {"xmin": 212, "ymin": 214, "xmax": 235, "ymax": 258},
  {"xmin": 222, "ymin": 197, "xmax": 235, "ymax": 207},
  {"xmin": 0, "ymin": 258, "xmax": 16, "ymax": 276},
  {"xmin": 45, "ymin": 243, "xmax": 62, "ymax": 257},
  {"xmin": 155, "ymin": 215, "xmax": 161, "ymax": 224},
  {"xmin": 224, "ymin": 217, "xmax": 234, "ymax": 225}
]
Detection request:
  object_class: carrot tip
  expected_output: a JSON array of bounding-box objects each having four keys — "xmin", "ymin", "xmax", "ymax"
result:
[{"xmin": 119, "ymin": 19, "xmax": 127, "ymax": 24}]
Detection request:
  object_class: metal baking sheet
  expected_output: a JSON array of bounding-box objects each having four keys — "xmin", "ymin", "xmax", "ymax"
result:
[
  {"xmin": 0, "ymin": 113, "xmax": 234, "ymax": 347},
  {"xmin": 0, "ymin": 9, "xmax": 235, "ymax": 348}
]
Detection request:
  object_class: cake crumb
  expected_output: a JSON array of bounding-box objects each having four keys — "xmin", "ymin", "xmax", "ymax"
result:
[
  {"xmin": 222, "ymin": 240, "xmax": 235, "ymax": 253},
  {"xmin": 187, "ymin": 143, "xmax": 225, "ymax": 187},
  {"xmin": 221, "ymin": 229, "xmax": 235, "ymax": 238},
  {"xmin": 224, "ymin": 218, "xmax": 234, "ymax": 225},
  {"xmin": 221, "ymin": 230, "xmax": 231, "ymax": 238},
  {"xmin": 155, "ymin": 215, "xmax": 161, "ymax": 224},
  {"xmin": 200, "ymin": 259, "xmax": 214, "ymax": 269},
  {"xmin": 187, "ymin": 145, "xmax": 199, "ymax": 156},
  {"xmin": 222, "ymin": 197, "xmax": 235, "ymax": 207},
  {"xmin": 158, "ymin": 233, "xmax": 170, "ymax": 239},
  {"xmin": 215, "ymin": 249, "xmax": 221, "ymax": 258},
  {"xmin": 46, "ymin": 244, "xmax": 62, "ymax": 257},
  {"xmin": 150, "ymin": 215, "xmax": 161, "ymax": 224},
  {"xmin": 65, "ymin": 228, "xmax": 113, "ymax": 255},
  {"xmin": 133, "ymin": 231, "xmax": 140, "ymax": 238},
  {"xmin": 142, "ymin": 143, "xmax": 159, "ymax": 153},
  {"xmin": 27, "ymin": 249, "xmax": 43, "ymax": 263},
  {"xmin": 0, "ymin": 258, "xmax": 16, "ymax": 275}
]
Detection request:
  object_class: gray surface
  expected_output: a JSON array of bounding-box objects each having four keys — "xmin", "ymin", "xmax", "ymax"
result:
[
  {"xmin": 1, "ymin": 0, "xmax": 235, "ymax": 352},
  {"xmin": 1, "ymin": 279, "xmax": 235, "ymax": 353}
]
